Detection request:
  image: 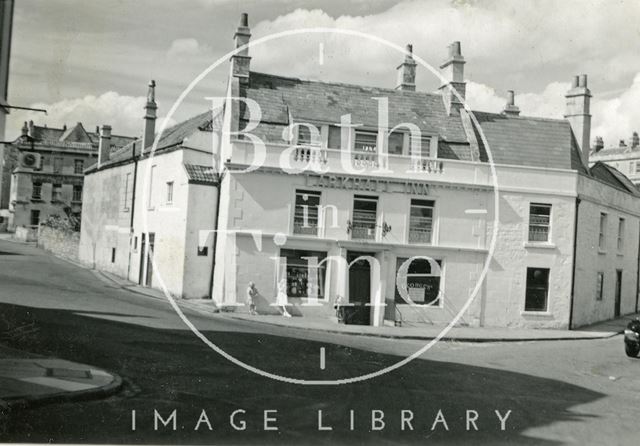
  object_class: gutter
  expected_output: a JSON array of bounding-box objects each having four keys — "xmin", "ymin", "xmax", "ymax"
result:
[
  {"xmin": 207, "ymin": 171, "xmax": 223, "ymax": 299},
  {"xmin": 568, "ymin": 197, "xmax": 581, "ymax": 330},
  {"xmin": 126, "ymin": 142, "xmax": 139, "ymax": 280}
]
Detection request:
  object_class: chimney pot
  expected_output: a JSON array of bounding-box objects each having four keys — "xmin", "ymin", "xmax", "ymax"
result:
[
  {"xmin": 572, "ymin": 75, "xmax": 579, "ymax": 88},
  {"xmin": 451, "ymin": 41, "xmax": 461, "ymax": 56},
  {"xmin": 240, "ymin": 12, "xmax": 248, "ymax": 27},
  {"xmin": 503, "ymin": 90, "xmax": 520, "ymax": 116},
  {"xmin": 21, "ymin": 121, "xmax": 28, "ymax": 137},
  {"xmin": 579, "ymin": 74, "xmax": 588, "ymax": 88},
  {"xmin": 630, "ymin": 131, "xmax": 639, "ymax": 149}
]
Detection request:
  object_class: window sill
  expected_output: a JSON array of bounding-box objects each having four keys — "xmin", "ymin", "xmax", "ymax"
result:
[
  {"xmin": 30, "ymin": 198, "xmax": 43, "ymax": 203},
  {"xmin": 598, "ymin": 249, "xmax": 607, "ymax": 255},
  {"xmin": 616, "ymin": 251, "xmax": 624, "ymax": 257},
  {"xmin": 524, "ymin": 242, "xmax": 556, "ymax": 249},
  {"xmin": 520, "ymin": 310, "xmax": 553, "ymax": 317}
]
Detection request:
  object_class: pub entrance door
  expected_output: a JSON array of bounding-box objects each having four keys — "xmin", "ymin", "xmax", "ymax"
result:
[{"xmin": 346, "ymin": 251, "xmax": 375, "ymax": 325}]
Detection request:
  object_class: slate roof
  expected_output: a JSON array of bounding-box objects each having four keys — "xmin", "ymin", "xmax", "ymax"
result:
[
  {"xmin": 17, "ymin": 123, "xmax": 134, "ymax": 149},
  {"xmin": 589, "ymin": 162, "xmax": 640, "ymax": 196},
  {"xmin": 90, "ymin": 108, "xmax": 221, "ymax": 172},
  {"xmin": 243, "ymin": 71, "xmax": 469, "ymax": 144},
  {"xmin": 469, "ymin": 111, "xmax": 587, "ymax": 172},
  {"xmin": 183, "ymin": 163, "xmax": 218, "ymax": 185}
]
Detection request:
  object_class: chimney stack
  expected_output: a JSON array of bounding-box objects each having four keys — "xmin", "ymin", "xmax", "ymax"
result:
[
  {"xmin": 142, "ymin": 80, "xmax": 157, "ymax": 150},
  {"xmin": 593, "ymin": 136, "xmax": 604, "ymax": 152},
  {"xmin": 565, "ymin": 74, "xmax": 591, "ymax": 166},
  {"xmin": 21, "ymin": 121, "xmax": 28, "ymax": 138},
  {"xmin": 98, "ymin": 125, "xmax": 112, "ymax": 168},
  {"xmin": 630, "ymin": 131, "xmax": 639, "ymax": 149},
  {"xmin": 439, "ymin": 41, "xmax": 466, "ymax": 115},
  {"xmin": 503, "ymin": 90, "xmax": 520, "ymax": 116},
  {"xmin": 396, "ymin": 44, "xmax": 417, "ymax": 91},
  {"xmin": 231, "ymin": 13, "xmax": 251, "ymax": 85}
]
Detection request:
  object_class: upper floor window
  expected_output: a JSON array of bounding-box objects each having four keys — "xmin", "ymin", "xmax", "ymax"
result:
[
  {"xmin": 409, "ymin": 135, "xmax": 434, "ymax": 159},
  {"xmin": 53, "ymin": 157, "xmax": 63, "ymax": 174},
  {"xmin": 72, "ymin": 185, "xmax": 82, "ymax": 202},
  {"xmin": 74, "ymin": 159, "xmax": 84, "ymax": 174},
  {"xmin": 599, "ymin": 212, "xmax": 608, "ymax": 250},
  {"xmin": 617, "ymin": 217, "xmax": 625, "ymax": 252},
  {"xmin": 293, "ymin": 190, "xmax": 321, "ymax": 235},
  {"xmin": 387, "ymin": 131, "xmax": 404, "ymax": 155},
  {"xmin": 354, "ymin": 130, "xmax": 378, "ymax": 153},
  {"xmin": 635, "ymin": 161, "xmax": 640, "ymax": 174},
  {"xmin": 32, "ymin": 182, "xmax": 42, "ymax": 200},
  {"xmin": 409, "ymin": 199, "xmax": 434, "ymax": 244},
  {"xmin": 327, "ymin": 125, "xmax": 342, "ymax": 149},
  {"xmin": 123, "ymin": 173, "xmax": 131, "ymax": 211},
  {"xmin": 296, "ymin": 126, "xmax": 321, "ymax": 147},
  {"xmin": 351, "ymin": 195, "xmax": 377, "ymax": 240},
  {"xmin": 528, "ymin": 203, "xmax": 551, "ymax": 242},
  {"xmin": 166, "ymin": 181, "xmax": 174, "ymax": 205},
  {"xmin": 148, "ymin": 165, "xmax": 156, "ymax": 209},
  {"xmin": 52, "ymin": 184, "xmax": 62, "ymax": 202}
]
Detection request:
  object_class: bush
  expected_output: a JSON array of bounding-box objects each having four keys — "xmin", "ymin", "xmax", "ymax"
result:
[{"xmin": 41, "ymin": 214, "xmax": 80, "ymax": 233}]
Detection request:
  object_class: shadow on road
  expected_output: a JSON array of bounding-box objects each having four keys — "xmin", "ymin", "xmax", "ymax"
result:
[{"xmin": 0, "ymin": 301, "xmax": 604, "ymax": 445}]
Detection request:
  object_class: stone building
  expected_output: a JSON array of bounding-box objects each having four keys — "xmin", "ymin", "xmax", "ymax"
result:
[
  {"xmin": 80, "ymin": 13, "xmax": 640, "ymax": 329},
  {"xmin": 0, "ymin": 0, "xmax": 14, "ymax": 229},
  {"xmin": 590, "ymin": 132, "xmax": 640, "ymax": 186},
  {"xmin": 6, "ymin": 121, "xmax": 134, "ymax": 231}
]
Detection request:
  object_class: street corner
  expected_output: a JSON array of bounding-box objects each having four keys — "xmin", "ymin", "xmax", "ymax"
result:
[{"xmin": 0, "ymin": 357, "xmax": 123, "ymax": 410}]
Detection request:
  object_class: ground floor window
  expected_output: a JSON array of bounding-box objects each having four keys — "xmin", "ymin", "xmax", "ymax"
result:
[
  {"xmin": 30, "ymin": 210, "xmax": 40, "ymax": 226},
  {"xmin": 525, "ymin": 267, "xmax": 550, "ymax": 311},
  {"xmin": 395, "ymin": 257, "xmax": 442, "ymax": 305},
  {"xmin": 280, "ymin": 249, "xmax": 327, "ymax": 299}
]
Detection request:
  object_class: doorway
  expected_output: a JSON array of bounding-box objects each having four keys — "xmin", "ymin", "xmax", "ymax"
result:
[
  {"xmin": 346, "ymin": 251, "xmax": 374, "ymax": 325},
  {"xmin": 145, "ymin": 233, "xmax": 155, "ymax": 287},
  {"xmin": 138, "ymin": 233, "xmax": 146, "ymax": 285},
  {"xmin": 615, "ymin": 269, "xmax": 622, "ymax": 317}
]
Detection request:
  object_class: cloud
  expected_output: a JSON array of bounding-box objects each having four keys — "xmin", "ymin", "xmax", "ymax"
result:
[
  {"xmin": 167, "ymin": 38, "xmax": 207, "ymax": 59},
  {"xmin": 5, "ymin": 92, "xmax": 175, "ymax": 140}
]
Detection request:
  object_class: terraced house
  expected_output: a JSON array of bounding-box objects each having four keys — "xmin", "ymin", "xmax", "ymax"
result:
[{"xmin": 80, "ymin": 14, "xmax": 640, "ymax": 329}]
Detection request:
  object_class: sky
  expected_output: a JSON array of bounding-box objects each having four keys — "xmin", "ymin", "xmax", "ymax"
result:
[{"xmin": 4, "ymin": 0, "xmax": 640, "ymax": 147}]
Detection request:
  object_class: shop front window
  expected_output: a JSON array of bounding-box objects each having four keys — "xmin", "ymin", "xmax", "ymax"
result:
[
  {"xmin": 280, "ymin": 249, "xmax": 327, "ymax": 299},
  {"xmin": 395, "ymin": 257, "xmax": 442, "ymax": 306}
]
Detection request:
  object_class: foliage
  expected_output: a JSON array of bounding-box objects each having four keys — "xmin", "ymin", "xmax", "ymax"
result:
[{"xmin": 40, "ymin": 213, "xmax": 80, "ymax": 233}]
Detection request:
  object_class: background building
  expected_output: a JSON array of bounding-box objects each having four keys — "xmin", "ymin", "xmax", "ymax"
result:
[
  {"xmin": 80, "ymin": 13, "xmax": 640, "ymax": 329},
  {"xmin": 590, "ymin": 132, "xmax": 640, "ymax": 186},
  {"xmin": 7, "ymin": 121, "xmax": 134, "ymax": 231}
]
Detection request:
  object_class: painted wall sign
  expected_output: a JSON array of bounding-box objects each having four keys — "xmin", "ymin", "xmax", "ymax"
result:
[{"xmin": 304, "ymin": 174, "xmax": 430, "ymax": 195}]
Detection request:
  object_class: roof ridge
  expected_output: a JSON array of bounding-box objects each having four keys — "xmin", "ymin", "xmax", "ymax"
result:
[
  {"xmin": 249, "ymin": 70, "xmax": 442, "ymax": 98},
  {"xmin": 470, "ymin": 110, "xmax": 568, "ymax": 124}
]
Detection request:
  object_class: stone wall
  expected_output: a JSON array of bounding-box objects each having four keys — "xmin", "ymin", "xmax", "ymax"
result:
[{"xmin": 38, "ymin": 225, "xmax": 80, "ymax": 262}]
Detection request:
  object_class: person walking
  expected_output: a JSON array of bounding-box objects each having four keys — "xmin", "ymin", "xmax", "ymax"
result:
[
  {"xmin": 247, "ymin": 281, "xmax": 258, "ymax": 315},
  {"xmin": 276, "ymin": 278, "xmax": 292, "ymax": 317}
]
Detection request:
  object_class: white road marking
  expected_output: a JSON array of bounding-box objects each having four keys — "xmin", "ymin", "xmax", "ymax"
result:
[{"xmin": 320, "ymin": 347, "xmax": 326, "ymax": 370}]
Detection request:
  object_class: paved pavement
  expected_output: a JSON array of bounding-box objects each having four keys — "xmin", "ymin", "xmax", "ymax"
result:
[
  {"xmin": 97, "ymin": 268, "xmax": 634, "ymax": 343},
  {"xmin": 0, "ymin": 344, "xmax": 122, "ymax": 414}
]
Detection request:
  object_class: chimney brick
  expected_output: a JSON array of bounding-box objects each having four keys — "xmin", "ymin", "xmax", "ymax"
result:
[
  {"xmin": 98, "ymin": 125, "xmax": 112, "ymax": 168},
  {"xmin": 565, "ymin": 74, "xmax": 591, "ymax": 166},
  {"xmin": 396, "ymin": 44, "xmax": 417, "ymax": 91}
]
